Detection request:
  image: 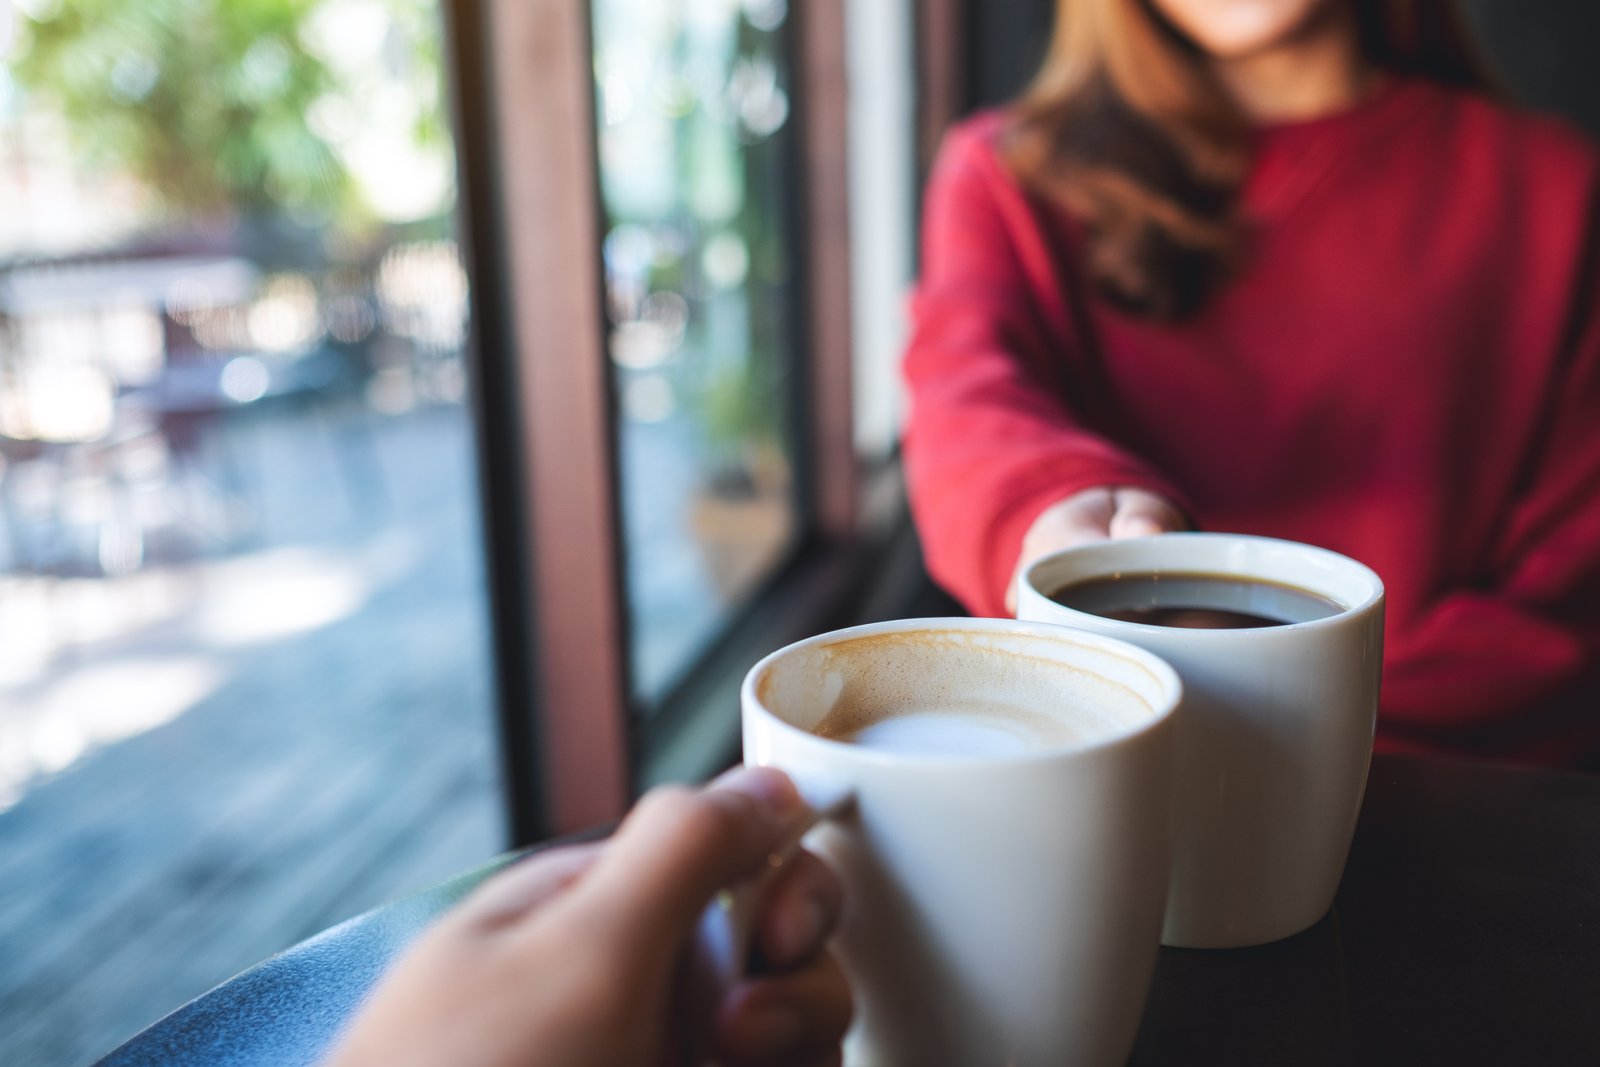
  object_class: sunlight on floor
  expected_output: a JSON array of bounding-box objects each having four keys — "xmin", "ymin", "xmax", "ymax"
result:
[
  {"xmin": 195, "ymin": 547, "xmax": 373, "ymax": 648},
  {"xmin": 0, "ymin": 655, "xmax": 222, "ymax": 812},
  {"xmin": 0, "ymin": 535, "xmax": 424, "ymax": 812}
]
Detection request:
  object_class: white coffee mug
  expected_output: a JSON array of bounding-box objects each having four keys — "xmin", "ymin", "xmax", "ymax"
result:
[
  {"xmin": 1018, "ymin": 532, "xmax": 1385, "ymax": 948},
  {"xmin": 741, "ymin": 618, "xmax": 1182, "ymax": 1067}
]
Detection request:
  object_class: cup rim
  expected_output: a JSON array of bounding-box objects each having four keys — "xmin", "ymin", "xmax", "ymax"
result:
[
  {"xmin": 1020, "ymin": 532, "xmax": 1385, "ymax": 639},
  {"xmin": 741, "ymin": 616, "xmax": 1183, "ymax": 767}
]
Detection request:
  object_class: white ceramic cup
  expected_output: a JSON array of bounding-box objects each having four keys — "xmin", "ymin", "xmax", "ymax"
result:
[
  {"xmin": 741, "ymin": 617, "xmax": 1182, "ymax": 1067},
  {"xmin": 1017, "ymin": 532, "xmax": 1385, "ymax": 948}
]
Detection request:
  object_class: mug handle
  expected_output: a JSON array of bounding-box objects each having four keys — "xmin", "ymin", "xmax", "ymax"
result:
[{"xmin": 693, "ymin": 771, "xmax": 855, "ymax": 989}]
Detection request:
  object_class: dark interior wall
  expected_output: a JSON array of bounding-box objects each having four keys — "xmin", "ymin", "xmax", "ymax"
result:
[
  {"xmin": 964, "ymin": 0, "xmax": 1600, "ymax": 138},
  {"xmin": 1459, "ymin": 0, "xmax": 1600, "ymax": 136},
  {"xmin": 964, "ymin": 0, "xmax": 1055, "ymax": 110}
]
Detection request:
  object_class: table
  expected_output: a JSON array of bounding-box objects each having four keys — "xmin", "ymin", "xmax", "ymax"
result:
[
  {"xmin": 1131, "ymin": 754, "xmax": 1600, "ymax": 1064},
  {"xmin": 97, "ymin": 754, "xmax": 1600, "ymax": 1066}
]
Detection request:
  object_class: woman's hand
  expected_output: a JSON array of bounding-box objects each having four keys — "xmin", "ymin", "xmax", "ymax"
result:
[
  {"xmin": 1005, "ymin": 486, "xmax": 1188, "ymax": 613},
  {"xmin": 326, "ymin": 768, "xmax": 850, "ymax": 1067}
]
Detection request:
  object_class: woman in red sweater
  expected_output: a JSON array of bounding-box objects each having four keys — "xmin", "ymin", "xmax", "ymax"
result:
[{"xmin": 903, "ymin": 0, "xmax": 1600, "ymax": 767}]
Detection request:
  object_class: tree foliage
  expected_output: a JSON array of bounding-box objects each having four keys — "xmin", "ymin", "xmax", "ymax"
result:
[{"xmin": 9, "ymin": 0, "xmax": 444, "ymax": 222}]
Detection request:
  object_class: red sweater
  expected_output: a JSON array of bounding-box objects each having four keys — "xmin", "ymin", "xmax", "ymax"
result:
[{"xmin": 903, "ymin": 81, "xmax": 1600, "ymax": 768}]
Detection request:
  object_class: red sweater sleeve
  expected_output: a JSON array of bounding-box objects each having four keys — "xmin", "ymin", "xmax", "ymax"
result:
[
  {"xmin": 1381, "ymin": 186, "xmax": 1600, "ymax": 763},
  {"xmin": 902, "ymin": 124, "xmax": 1187, "ymax": 617}
]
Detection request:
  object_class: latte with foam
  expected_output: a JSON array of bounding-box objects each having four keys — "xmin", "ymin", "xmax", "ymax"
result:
[
  {"xmin": 815, "ymin": 697, "xmax": 1087, "ymax": 756},
  {"xmin": 758, "ymin": 627, "xmax": 1157, "ymax": 759},
  {"xmin": 742, "ymin": 618, "xmax": 1184, "ymax": 1065}
]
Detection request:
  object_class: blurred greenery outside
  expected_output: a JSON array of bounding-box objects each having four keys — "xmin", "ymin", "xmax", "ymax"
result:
[
  {"xmin": 4, "ymin": 0, "xmax": 455, "ymax": 262},
  {"xmin": 596, "ymin": 0, "xmax": 796, "ymax": 483},
  {"xmin": 593, "ymin": 0, "xmax": 801, "ymax": 700},
  {"xmin": 0, "ymin": 0, "xmax": 804, "ymax": 705}
]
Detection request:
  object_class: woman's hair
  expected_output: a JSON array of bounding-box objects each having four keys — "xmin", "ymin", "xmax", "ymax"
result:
[{"xmin": 1004, "ymin": 0, "xmax": 1490, "ymax": 320}]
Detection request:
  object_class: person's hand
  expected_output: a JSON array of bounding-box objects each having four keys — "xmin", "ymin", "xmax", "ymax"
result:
[
  {"xmin": 1005, "ymin": 486, "xmax": 1188, "ymax": 613},
  {"xmin": 326, "ymin": 768, "xmax": 850, "ymax": 1067}
]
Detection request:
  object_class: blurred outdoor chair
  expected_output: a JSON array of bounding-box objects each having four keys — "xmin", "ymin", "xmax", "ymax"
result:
[{"xmin": 0, "ymin": 254, "xmax": 388, "ymax": 575}]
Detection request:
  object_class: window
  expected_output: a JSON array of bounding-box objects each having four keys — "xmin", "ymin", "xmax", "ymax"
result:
[
  {"xmin": 0, "ymin": 2, "xmax": 501, "ymax": 1062},
  {"xmin": 845, "ymin": 0, "xmax": 915, "ymax": 460},
  {"xmin": 456, "ymin": 0, "xmax": 916, "ymax": 824},
  {"xmin": 0, "ymin": 0, "xmax": 950, "ymax": 1053},
  {"xmin": 454, "ymin": 0, "xmax": 928, "ymax": 825},
  {"xmin": 593, "ymin": 0, "xmax": 803, "ymax": 707}
]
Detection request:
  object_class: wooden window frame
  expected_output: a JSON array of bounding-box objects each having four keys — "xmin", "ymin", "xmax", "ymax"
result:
[
  {"xmin": 449, "ymin": 0, "xmax": 628, "ymax": 842},
  {"xmin": 915, "ymin": 0, "xmax": 969, "ymax": 179},
  {"xmin": 449, "ymin": 0, "xmax": 937, "ymax": 841}
]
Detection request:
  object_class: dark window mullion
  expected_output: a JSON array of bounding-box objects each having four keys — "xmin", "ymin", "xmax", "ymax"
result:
[{"xmin": 462, "ymin": 0, "xmax": 632, "ymax": 838}]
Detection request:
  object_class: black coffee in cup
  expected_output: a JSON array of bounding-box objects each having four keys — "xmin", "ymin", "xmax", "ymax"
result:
[{"xmin": 1047, "ymin": 572, "xmax": 1343, "ymax": 629}]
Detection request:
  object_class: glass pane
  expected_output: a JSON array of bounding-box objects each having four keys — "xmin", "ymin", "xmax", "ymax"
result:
[
  {"xmin": 0, "ymin": 2, "xmax": 502, "ymax": 1062},
  {"xmin": 845, "ymin": 0, "xmax": 915, "ymax": 460},
  {"xmin": 592, "ymin": 0, "xmax": 801, "ymax": 705}
]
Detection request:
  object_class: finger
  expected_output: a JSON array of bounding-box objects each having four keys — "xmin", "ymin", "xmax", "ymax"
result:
[
  {"xmin": 457, "ymin": 843, "xmax": 606, "ymax": 932},
  {"xmin": 1031, "ymin": 488, "xmax": 1116, "ymax": 545},
  {"xmin": 1009, "ymin": 489, "xmax": 1118, "ymax": 613},
  {"xmin": 574, "ymin": 768, "xmax": 809, "ymax": 957},
  {"xmin": 752, "ymin": 850, "xmax": 843, "ymax": 970},
  {"xmin": 1109, "ymin": 488, "xmax": 1186, "ymax": 540},
  {"xmin": 715, "ymin": 950, "xmax": 853, "ymax": 1067}
]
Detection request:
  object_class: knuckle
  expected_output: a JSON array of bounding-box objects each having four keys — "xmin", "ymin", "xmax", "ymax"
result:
[
  {"xmin": 672, "ymin": 792, "xmax": 750, "ymax": 852},
  {"xmin": 795, "ymin": 850, "xmax": 844, "ymax": 910},
  {"xmin": 632, "ymin": 785, "xmax": 750, "ymax": 855},
  {"xmin": 630, "ymin": 783, "xmax": 697, "ymax": 827}
]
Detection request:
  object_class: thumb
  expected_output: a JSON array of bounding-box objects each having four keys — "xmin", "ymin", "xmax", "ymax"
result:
[
  {"xmin": 573, "ymin": 768, "xmax": 807, "ymax": 959},
  {"xmin": 1108, "ymin": 488, "xmax": 1186, "ymax": 540}
]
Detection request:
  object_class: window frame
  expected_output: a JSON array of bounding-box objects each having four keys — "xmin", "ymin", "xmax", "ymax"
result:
[
  {"xmin": 450, "ymin": 0, "xmax": 951, "ymax": 840},
  {"xmin": 449, "ymin": 0, "xmax": 629, "ymax": 840}
]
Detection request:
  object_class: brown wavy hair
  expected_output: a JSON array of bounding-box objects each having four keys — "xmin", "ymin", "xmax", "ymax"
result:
[{"xmin": 1005, "ymin": 0, "xmax": 1490, "ymax": 320}]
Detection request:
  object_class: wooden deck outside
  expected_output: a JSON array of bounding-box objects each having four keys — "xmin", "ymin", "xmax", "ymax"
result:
[{"xmin": 0, "ymin": 401, "xmax": 505, "ymax": 1066}]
